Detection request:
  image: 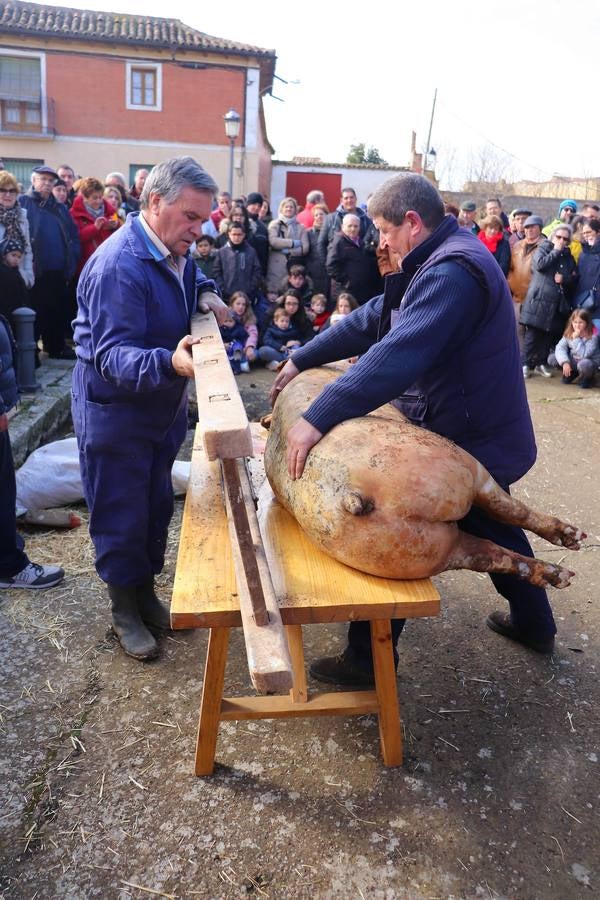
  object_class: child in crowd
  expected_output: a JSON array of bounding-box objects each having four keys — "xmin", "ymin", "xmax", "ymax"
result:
[
  {"xmin": 219, "ymin": 308, "xmax": 249, "ymax": 375},
  {"xmin": 280, "ymin": 264, "xmax": 313, "ymax": 308},
  {"xmin": 548, "ymin": 308, "xmax": 600, "ymax": 388},
  {"xmin": 258, "ymin": 306, "xmax": 303, "ymax": 371},
  {"xmin": 229, "ymin": 291, "xmax": 258, "ymax": 373},
  {"xmin": 0, "ymin": 238, "xmax": 27, "ymax": 323},
  {"xmin": 327, "ymin": 291, "xmax": 359, "ymax": 327},
  {"xmin": 307, "ymin": 293, "xmax": 331, "ymax": 333},
  {"xmin": 192, "ymin": 234, "xmax": 217, "ymax": 279}
]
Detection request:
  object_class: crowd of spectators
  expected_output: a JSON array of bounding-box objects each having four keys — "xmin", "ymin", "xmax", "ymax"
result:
[{"xmin": 0, "ymin": 161, "xmax": 598, "ymax": 389}]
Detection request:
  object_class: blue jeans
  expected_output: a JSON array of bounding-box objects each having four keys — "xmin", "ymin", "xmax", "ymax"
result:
[{"xmin": 258, "ymin": 346, "xmax": 288, "ymax": 364}]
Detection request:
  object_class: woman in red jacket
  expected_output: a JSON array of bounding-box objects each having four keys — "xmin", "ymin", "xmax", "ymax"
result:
[{"xmin": 70, "ymin": 176, "xmax": 121, "ymax": 277}]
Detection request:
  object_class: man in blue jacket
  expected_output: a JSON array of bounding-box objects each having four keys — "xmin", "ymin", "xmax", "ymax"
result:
[
  {"xmin": 0, "ymin": 315, "xmax": 64, "ymax": 589},
  {"xmin": 19, "ymin": 165, "xmax": 80, "ymax": 360},
  {"xmin": 271, "ymin": 173, "xmax": 556, "ymax": 686},
  {"xmin": 72, "ymin": 157, "xmax": 228, "ymax": 661}
]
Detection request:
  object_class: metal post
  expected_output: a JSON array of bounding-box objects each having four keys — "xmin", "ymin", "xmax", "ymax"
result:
[
  {"xmin": 228, "ymin": 137, "xmax": 235, "ymax": 196},
  {"xmin": 11, "ymin": 307, "xmax": 40, "ymax": 393}
]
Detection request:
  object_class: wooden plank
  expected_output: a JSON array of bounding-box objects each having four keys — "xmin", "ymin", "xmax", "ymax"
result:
[
  {"xmin": 220, "ymin": 690, "xmax": 380, "ymax": 720},
  {"xmin": 171, "ymin": 428, "xmax": 238, "ymax": 630},
  {"xmin": 195, "ymin": 627, "xmax": 230, "ymax": 776},
  {"xmin": 191, "ymin": 311, "xmax": 253, "ymax": 460},
  {"xmin": 222, "ymin": 458, "xmax": 293, "ymax": 695},
  {"xmin": 221, "ymin": 459, "xmax": 269, "ymax": 627},
  {"xmin": 371, "ymin": 619, "xmax": 403, "ymax": 766}
]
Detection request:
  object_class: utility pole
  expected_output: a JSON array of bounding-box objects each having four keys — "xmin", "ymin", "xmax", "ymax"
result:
[{"xmin": 423, "ymin": 88, "xmax": 437, "ymax": 175}]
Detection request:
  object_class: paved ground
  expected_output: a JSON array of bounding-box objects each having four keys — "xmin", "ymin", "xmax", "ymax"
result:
[{"xmin": 1, "ymin": 369, "xmax": 599, "ymax": 899}]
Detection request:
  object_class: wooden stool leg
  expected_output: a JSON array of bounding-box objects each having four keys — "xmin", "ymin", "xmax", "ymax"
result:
[
  {"xmin": 370, "ymin": 618, "xmax": 403, "ymax": 766},
  {"xmin": 285, "ymin": 624, "xmax": 307, "ymax": 703},
  {"xmin": 195, "ymin": 627, "xmax": 230, "ymax": 776}
]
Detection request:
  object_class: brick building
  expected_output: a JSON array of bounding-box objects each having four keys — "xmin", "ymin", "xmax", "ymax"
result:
[{"xmin": 0, "ymin": 0, "xmax": 276, "ymax": 194}]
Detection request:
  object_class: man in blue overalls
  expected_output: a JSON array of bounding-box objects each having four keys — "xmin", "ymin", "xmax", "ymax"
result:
[
  {"xmin": 271, "ymin": 174, "xmax": 557, "ymax": 686},
  {"xmin": 72, "ymin": 157, "xmax": 228, "ymax": 661}
]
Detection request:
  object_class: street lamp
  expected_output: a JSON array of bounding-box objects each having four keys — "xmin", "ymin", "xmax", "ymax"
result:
[{"xmin": 223, "ymin": 108, "xmax": 241, "ymax": 196}]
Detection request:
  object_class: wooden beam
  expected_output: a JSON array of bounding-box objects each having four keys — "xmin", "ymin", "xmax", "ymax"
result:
[
  {"xmin": 220, "ymin": 690, "xmax": 380, "ymax": 720},
  {"xmin": 191, "ymin": 311, "xmax": 253, "ymax": 460},
  {"xmin": 222, "ymin": 458, "xmax": 293, "ymax": 695}
]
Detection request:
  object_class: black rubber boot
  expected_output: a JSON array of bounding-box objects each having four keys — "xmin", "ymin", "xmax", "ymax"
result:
[
  {"xmin": 108, "ymin": 584, "xmax": 159, "ymax": 661},
  {"xmin": 136, "ymin": 578, "xmax": 172, "ymax": 633}
]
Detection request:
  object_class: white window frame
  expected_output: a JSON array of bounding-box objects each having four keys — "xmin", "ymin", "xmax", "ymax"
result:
[
  {"xmin": 125, "ymin": 61, "xmax": 162, "ymax": 112},
  {"xmin": 0, "ymin": 48, "xmax": 47, "ymax": 131}
]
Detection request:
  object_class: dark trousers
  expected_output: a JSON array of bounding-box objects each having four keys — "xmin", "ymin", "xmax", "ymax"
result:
[
  {"xmin": 0, "ymin": 430, "xmax": 29, "ymax": 577},
  {"xmin": 521, "ymin": 326, "xmax": 552, "ymax": 370},
  {"xmin": 72, "ymin": 363, "xmax": 188, "ymax": 586},
  {"xmin": 348, "ymin": 491, "xmax": 556, "ymax": 661},
  {"xmin": 30, "ymin": 270, "xmax": 71, "ymax": 356}
]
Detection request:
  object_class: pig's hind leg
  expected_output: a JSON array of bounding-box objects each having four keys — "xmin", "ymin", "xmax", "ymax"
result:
[
  {"xmin": 444, "ymin": 532, "xmax": 574, "ymax": 589},
  {"xmin": 471, "ymin": 466, "xmax": 585, "ymax": 550}
]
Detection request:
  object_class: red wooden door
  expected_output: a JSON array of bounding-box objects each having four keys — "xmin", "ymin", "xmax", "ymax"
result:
[{"xmin": 285, "ymin": 171, "xmax": 342, "ymax": 214}]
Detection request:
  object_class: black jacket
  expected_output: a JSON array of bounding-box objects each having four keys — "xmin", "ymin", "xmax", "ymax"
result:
[
  {"xmin": 0, "ymin": 314, "xmax": 18, "ymax": 415},
  {"xmin": 575, "ymin": 241, "xmax": 600, "ymax": 316},
  {"xmin": 326, "ymin": 232, "xmax": 383, "ymax": 304},
  {"xmin": 520, "ymin": 241, "xmax": 577, "ymax": 333},
  {"xmin": 212, "ymin": 241, "xmax": 262, "ymax": 301},
  {"xmin": 318, "ymin": 205, "xmax": 372, "ymax": 263}
]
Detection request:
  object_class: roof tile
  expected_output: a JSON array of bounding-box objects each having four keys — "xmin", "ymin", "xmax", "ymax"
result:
[{"xmin": 0, "ymin": 0, "xmax": 275, "ymax": 56}]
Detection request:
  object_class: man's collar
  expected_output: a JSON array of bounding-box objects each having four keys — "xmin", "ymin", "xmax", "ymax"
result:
[
  {"xmin": 138, "ymin": 210, "xmax": 171, "ymax": 260},
  {"xmin": 401, "ymin": 214, "xmax": 458, "ymax": 276}
]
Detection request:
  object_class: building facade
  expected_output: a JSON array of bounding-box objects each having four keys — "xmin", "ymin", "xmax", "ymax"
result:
[{"xmin": 0, "ymin": 0, "xmax": 276, "ymax": 194}]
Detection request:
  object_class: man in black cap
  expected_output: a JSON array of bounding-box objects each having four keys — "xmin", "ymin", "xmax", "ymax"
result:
[
  {"xmin": 508, "ymin": 208, "xmax": 532, "ymax": 247},
  {"xmin": 459, "ymin": 200, "xmax": 480, "ymax": 234},
  {"xmin": 245, "ymin": 191, "xmax": 269, "ymax": 274},
  {"xmin": 19, "ymin": 165, "xmax": 80, "ymax": 359}
]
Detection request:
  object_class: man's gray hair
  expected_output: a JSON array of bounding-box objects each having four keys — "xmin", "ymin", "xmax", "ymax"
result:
[
  {"xmin": 307, "ymin": 189, "xmax": 324, "ymax": 204},
  {"xmin": 105, "ymin": 171, "xmax": 127, "ymax": 187},
  {"xmin": 551, "ymin": 224, "xmax": 573, "ymax": 239},
  {"xmin": 368, "ymin": 174, "xmax": 445, "ymax": 229},
  {"xmin": 342, "ymin": 213, "xmax": 360, "ymax": 226},
  {"xmin": 141, "ymin": 157, "xmax": 218, "ymax": 209}
]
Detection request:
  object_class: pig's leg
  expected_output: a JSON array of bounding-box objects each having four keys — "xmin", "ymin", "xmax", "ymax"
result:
[
  {"xmin": 471, "ymin": 466, "xmax": 585, "ymax": 550},
  {"xmin": 444, "ymin": 532, "xmax": 574, "ymax": 589}
]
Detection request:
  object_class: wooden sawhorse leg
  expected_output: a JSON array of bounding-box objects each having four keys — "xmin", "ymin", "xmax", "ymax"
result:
[
  {"xmin": 195, "ymin": 627, "xmax": 230, "ymax": 776},
  {"xmin": 371, "ymin": 618, "xmax": 403, "ymax": 766},
  {"xmin": 285, "ymin": 623, "xmax": 307, "ymax": 703}
]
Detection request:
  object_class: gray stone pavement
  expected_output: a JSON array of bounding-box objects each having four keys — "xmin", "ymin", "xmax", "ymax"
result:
[{"xmin": 1, "ymin": 366, "xmax": 599, "ymax": 898}]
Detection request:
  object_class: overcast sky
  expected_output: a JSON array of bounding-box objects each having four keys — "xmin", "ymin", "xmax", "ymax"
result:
[{"xmin": 43, "ymin": 0, "xmax": 599, "ymax": 189}]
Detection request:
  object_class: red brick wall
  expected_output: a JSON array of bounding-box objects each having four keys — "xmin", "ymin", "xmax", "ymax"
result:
[{"xmin": 46, "ymin": 52, "xmax": 246, "ymax": 144}]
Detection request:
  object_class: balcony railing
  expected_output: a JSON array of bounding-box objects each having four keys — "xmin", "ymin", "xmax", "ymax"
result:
[{"xmin": 0, "ymin": 96, "xmax": 55, "ymax": 138}]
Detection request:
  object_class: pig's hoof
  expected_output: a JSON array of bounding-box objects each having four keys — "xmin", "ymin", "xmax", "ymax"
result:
[
  {"xmin": 544, "ymin": 521, "xmax": 586, "ymax": 550},
  {"xmin": 541, "ymin": 563, "xmax": 574, "ymax": 589}
]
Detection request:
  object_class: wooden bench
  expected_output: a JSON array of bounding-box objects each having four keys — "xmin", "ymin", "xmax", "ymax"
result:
[{"xmin": 172, "ymin": 425, "xmax": 440, "ymax": 776}]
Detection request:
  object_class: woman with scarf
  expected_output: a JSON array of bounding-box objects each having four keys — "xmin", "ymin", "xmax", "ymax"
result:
[
  {"xmin": 70, "ymin": 176, "xmax": 121, "ymax": 278},
  {"xmin": 266, "ymin": 197, "xmax": 309, "ymax": 295},
  {"xmin": 477, "ymin": 215, "xmax": 511, "ymax": 276},
  {"xmin": 0, "ymin": 170, "xmax": 34, "ymax": 289}
]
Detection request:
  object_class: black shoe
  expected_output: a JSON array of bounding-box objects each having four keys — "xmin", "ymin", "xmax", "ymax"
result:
[
  {"xmin": 561, "ymin": 374, "xmax": 576, "ymax": 384},
  {"xmin": 486, "ymin": 611, "xmax": 555, "ymax": 654},
  {"xmin": 309, "ymin": 648, "xmax": 376, "ymax": 687},
  {"xmin": 579, "ymin": 378, "xmax": 593, "ymax": 389},
  {"xmin": 136, "ymin": 578, "xmax": 171, "ymax": 633},
  {"xmin": 108, "ymin": 584, "xmax": 159, "ymax": 660}
]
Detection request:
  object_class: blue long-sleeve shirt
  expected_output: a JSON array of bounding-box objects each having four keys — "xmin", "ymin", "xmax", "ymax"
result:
[{"xmin": 292, "ymin": 260, "xmax": 484, "ymax": 435}]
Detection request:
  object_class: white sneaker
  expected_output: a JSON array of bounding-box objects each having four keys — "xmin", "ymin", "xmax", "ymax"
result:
[
  {"xmin": 522, "ymin": 366, "xmax": 532, "ymax": 379},
  {"xmin": 265, "ymin": 361, "xmax": 280, "ymax": 371},
  {"xmin": 535, "ymin": 365, "xmax": 553, "ymax": 378},
  {"xmin": 0, "ymin": 562, "xmax": 65, "ymax": 590},
  {"xmin": 239, "ymin": 359, "xmax": 250, "ymax": 373}
]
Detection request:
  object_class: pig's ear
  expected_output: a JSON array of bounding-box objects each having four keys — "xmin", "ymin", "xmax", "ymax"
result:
[{"xmin": 260, "ymin": 414, "xmax": 273, "ymax": 431}]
